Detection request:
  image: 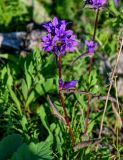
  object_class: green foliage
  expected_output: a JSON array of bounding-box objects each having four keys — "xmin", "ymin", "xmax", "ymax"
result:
[
  {"xmin": 11, "ymin": 141, "xmax": 52, "ymax": 160},
  {"xmin": 0, "ymin": 134, "xmax": 52, "ymax": 160},
  {"xmin": 55, "ymin": 0, "xmax": 80, "ymax": 19},
  {"xmin": 0, "ymin": 0, "xmax": 31, "ymax": 31},
  {"xmin": 0, "ymin": 134, "xmax": 23, "ymax": 160}
]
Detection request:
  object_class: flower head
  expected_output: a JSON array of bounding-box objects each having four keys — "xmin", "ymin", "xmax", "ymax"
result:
[
  {"xmin": 85, "ymin": 0, "xmax": 107, "ymax": 8},
  {"xmin": 42, "ymin": 17, "xmax": 78, "ymax": 56},
  {"xmin": 85, "ymin": 40, "xmax": 97, "ymax": 54},
  {"xmin": 42, "ymin": 17, "xmax": 67, "ymax": 33},
  {"xmin": 58, "ymin": 78, "xmax": 78, "ymax": 90}
]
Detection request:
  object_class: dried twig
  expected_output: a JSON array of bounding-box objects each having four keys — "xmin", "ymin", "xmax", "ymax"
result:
[
  {"xmin": 99, "ymin": 34, "xmax": 123, "ymax": 138},
  {"xmin": 47, "ymin": 95, "xmax": 66, "ymax": 125},
  {"xmin": 90, "ymin": 95, "xmax": 118, "ymax": 104}
]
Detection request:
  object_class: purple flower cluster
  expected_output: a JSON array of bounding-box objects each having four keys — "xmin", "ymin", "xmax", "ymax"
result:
[
  {"xmin": 85, "ymin": 40, "xmax": 97, "ymax": 54},
  {"xmin": 59, "ymin": 78, "xmax": 78, "ymax": 90},
  {"xmin": 85, "ymin": 0, "xmax": 107, "ymax": 8},
  {"xmin": 42, "ymin": 17, "xmax": 78, "ymax": 57}
]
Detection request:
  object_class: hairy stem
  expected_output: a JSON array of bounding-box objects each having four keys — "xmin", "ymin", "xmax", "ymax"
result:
[
  {"xmin": 59, "ymin": 92, "xmax": 75, "ymax": 146},
  {"xmin": 58, "ymin": 55, "xmax": 75, "ymax": 146}
]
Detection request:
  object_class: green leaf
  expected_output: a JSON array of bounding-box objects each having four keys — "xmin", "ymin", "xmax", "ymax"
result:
[
  {"xmin": 8, "ymin": 85, "xmax": 22, "ymax": 115},
  {"xmin": 24, "ymin": 62, "xmax": 32, "ymax": 90},
  {"xmin": 7, "ymin": 66, "xmax": 13, "ymax": 87},
  {"xmin": 21, "ymin": 79, "xmax": 28, "ymax": 101},
  {"xmin": 75, "ymin": 94, "xmax": 86, "ymax": 108},
  {"xmin": 88, "ymin": 121, "xmax": 95, "ymax": 134},
  {"xmin": 0, "ymin": 134, "xmax": 23, "ymax": 160},
  {"xmin": 54, "ymin": 125, "xmax": 64, "ymax": 157},
  {"xmin": 44, "ymin": 78, "xmax": 54, "ymax": 92},
  {"xmin": 25, "ymin": 90, "xmax": 35, "ymax": 108},
  {"xmin": 20, "ymin": 115, "xmax": 28, "ymax": 132},
  {"xmin": 1, "ymin": 66, "xmax": 7, "ymax": 80},
  {"xmin": 109, "ymin": 0, "xmax": 120, "ymax": 16},
  {"xmin": 11, "ymin": 141, "xmax": 52, "ymax": 160},
  {"xmin": 0, "ymin": 53, "xmax": 19, "ymax": 62},
  {"xmin": 37, "ymin": 106, "xmax": 53, "ymax": 144},
  {"xmin": 35, "ymin": 83, "xmax": 45, "ymax": 95}
]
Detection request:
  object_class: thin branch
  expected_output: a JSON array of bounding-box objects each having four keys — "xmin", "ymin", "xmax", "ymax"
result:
[
  {"xmin": 99, "ymin": 34, "xmax": 123, "ymax": 138},
  {"xmin": 90, "ymin": 95, "xmax": 119, "ymax": 104},
  {"xmin": 47, "ymin": 95, "xmax": 66, "ymax": 125}
]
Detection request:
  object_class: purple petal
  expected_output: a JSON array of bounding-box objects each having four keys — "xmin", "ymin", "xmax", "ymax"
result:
[
  {"xmin": 60, "ymin": 45, "xmax": 66, "ymax": 55},
  {"xmin": 85, "ymin": 40, "xmax": 97, "ymax": 54},
  {"xmin": 85, "ymin": 40, "xmax": 90, "ymax": 46},
  {"xmin": 65, "ymin": 30, "xmax": 73, "ymax": 36},
  {"xmin": 53, "ymin": 47, "xmax": 61, "ymax": 56},
  {"xmin": 63, "ymin": 80, "xmax": 78, "ymax": 89},
  {"xmin": 69, "ymin": 35, "xmax": 76, "ymax": 40},
  {"xmin": 52, "ymin": 35, "xmax": 59, "ymax": 45},
  {"xmin": 52, "ymin": 17, "xmax": 58, "ymax": 26},
  {"xmin": 60, "ymin": 24, "xmax": 66, "ymax": 31},
  {"xmin": 43, "ymin": 46, "xmax": 52, "ymax": 52},
  {"xmin": 61, "ymin": 20, "xmax": 67, "ymax": 25},
  {"xmin": 42, "ymin": 22, "xmax": 52, "ymax": 32},
  {"xmin": 88, "ymin": 48, "xmax": 95, "ymax": 54},
  {"xmin": 42, "ymin": 36, "xmax": 49, "ymax": 42}
]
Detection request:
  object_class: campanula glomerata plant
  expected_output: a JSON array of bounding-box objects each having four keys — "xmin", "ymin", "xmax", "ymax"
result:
[{"xmin": 0, "ymin": 0, "xmax": 123, "ymax": 159}]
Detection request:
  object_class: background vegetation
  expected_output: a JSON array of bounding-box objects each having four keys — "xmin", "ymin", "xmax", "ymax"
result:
[{"xmin": 0, "ymin": 0, "xmax": 123, "ymax": 159}]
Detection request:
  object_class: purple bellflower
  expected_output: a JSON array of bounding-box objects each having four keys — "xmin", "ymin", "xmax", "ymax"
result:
[
  {"xmin": 42, "ymin": 17, "xmax": 78, "ymax": 57},
  {"xmin": 58, "ymin": 78, "xmax": 78, "ymax": 90},
  {"xmin": 85, "ymin": 0, "xmax": 107, "ymax": 8},
  {"xmin": 85, "ymin": 40, "xmax": 97, "ymax": 54}
]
